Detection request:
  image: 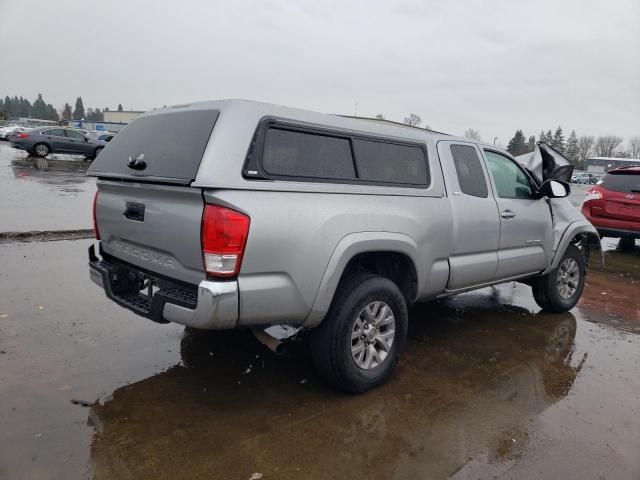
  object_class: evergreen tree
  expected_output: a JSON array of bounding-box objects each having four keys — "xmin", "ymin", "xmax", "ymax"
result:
[
  {"xmin": 565, "ymin": 130, "xmax": 579, "ymax": 163},
  {"xmin": 86, "ymin": 108, "xmax": 94, "ymax": 121},
  {"xmin": 16, "ymin": 96, "xmax": 32, "ymax": 118},
  {"xmin": 73, "ymin": 96, "xmax": 85, "ymax": 120},
  {"xmin": 117, "ymin": 103, "xmax": 123, "ymax": 111},
  {"xmin": 507, "ymin": 129, "xmax": 527, "ymax": 156},
  {"xmin": 546, "ymin": 129, "xmax": 553, "ymax": 144},
  {"xmin": 551, "ymin": 126, "xmax": 565, "ymax": 152},
  {"xmin": 32, "ymin": 93, "xmax": 47, "ymax": 119},
  {"xmin": 4, "ymin": 96, "xmax": 12, "ymax": 117},
  {"xmin": 539, "ymin": 130, "xmax": 546, "ymax": 144},
  {"xmin": 62, "ymin": 103, "xmax": 72, "ymax": 120},
  {"xmin": 45, "ymin": 104, "xmax": 59, "ymax": 121},
  {"xmin": 527, "ymin": 135, "xmax": 536, "ymax": 153}
]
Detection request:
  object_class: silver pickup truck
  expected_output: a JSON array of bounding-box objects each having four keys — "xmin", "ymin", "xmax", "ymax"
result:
[{"xmin": 88, "ymin": 100, "xmax": 600, "ymax": 392}]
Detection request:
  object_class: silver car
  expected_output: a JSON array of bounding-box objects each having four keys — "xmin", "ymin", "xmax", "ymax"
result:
[{"xmin": 88, "ymin": 100, "xmax": 600, "ymax": 392}]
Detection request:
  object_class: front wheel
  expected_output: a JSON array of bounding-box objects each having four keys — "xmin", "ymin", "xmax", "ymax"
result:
[
  {"xmin": 532, "ymin": 244, "xmax": 586, "ymax": 313},
  {"xmin": 310, "ymin": 273, "xmax": 408, "ymax": 393}
]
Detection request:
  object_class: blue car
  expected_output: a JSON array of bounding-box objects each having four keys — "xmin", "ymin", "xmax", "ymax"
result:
[{"xmin": 11, "ymin": 127, "xmax": 107, "ymax": 159}]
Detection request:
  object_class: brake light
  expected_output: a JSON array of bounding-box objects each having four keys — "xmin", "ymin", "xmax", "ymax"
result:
[
  {"xmin": 16, "ymin": 133, "xmax": 29, "ymax": 139},
  {"xmin": 201, "ymin": 204, "xmax": 250, "ymax": 277},
  {"xmin": 583, "ymin": 188, "xmax": 603, "ymax": 204},
  {"xmin": 92, "ymin": 191, "xmax": 100, "ymax": 240}
]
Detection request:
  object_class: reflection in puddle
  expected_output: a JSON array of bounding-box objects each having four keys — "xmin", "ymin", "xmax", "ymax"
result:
[{"xmin": 88, "ymin": 299, "xmax": 584, "ymax": 479}]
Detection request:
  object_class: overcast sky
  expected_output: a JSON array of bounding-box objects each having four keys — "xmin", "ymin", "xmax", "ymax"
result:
[{"xmin": 1, "ymin": 0, "xmax": 638, "ymax": 144}]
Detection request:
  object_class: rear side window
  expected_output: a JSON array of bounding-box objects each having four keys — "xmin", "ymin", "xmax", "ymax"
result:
[
  {"xmin": 450, "ymin": 145, "xmax": 488, "ymax": 197},
  {"xmin": 352, "ymin": 139, "xmax": 428, "ymax": 185},
  {"xmin": 251, "ymin": 121, "xmax": 430, "ymax": 187},
  {"xmin": 600, "ymin": 172, "xmax": 640, "ymax": 193},
  {"xmin": 262, "ymin": 128, "xmax": 355, "ymax": 179},
  {"xmin": 88, "ymin": 109, "xmax": 219, "ymax": 184},
  {"xmin": 43, "ymin": 129, "xmax": 65, "ymax": 137}
]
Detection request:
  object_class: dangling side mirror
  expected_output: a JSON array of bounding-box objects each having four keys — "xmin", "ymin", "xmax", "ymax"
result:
[{"xmin": 537, "ymin": 179, "xmax": 570, "ymax": 199}]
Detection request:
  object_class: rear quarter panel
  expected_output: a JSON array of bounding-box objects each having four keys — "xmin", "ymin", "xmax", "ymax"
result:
[{"xmin": 206, "ymin": 189, "xmax": 452, "ymax": 326}]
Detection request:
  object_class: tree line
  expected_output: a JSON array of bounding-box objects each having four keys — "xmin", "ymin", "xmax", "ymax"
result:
[
  {"xmin": 465, "ymin": 127, "xmax": 640, "ymax": 167},
  {"xmin": 0, "ymin": 93, "xmax": 125, "ymax": 123}
]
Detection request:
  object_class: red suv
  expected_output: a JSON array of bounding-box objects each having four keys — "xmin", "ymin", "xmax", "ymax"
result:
[{"xmin": 582, "ymin": 166, "xmax": 640, "ymax": 250}]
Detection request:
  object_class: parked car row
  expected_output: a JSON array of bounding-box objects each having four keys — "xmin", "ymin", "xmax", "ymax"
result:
[
  {"xmin": 571, "ymin": 172, "xmax": 599, "ymax": 184},
  {"xmin": 0, "ymin": 124, "xmax": 28, "ymax": 140}
]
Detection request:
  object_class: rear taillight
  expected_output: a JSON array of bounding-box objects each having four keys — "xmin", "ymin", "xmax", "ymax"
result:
[
  {"xmin": 201, "ymin": 204, "xmax": 250, "ymax": 277},
  {"xmin": 16, "ymin": 133, "xmax": 29, "ymax": 139},
  {"xmin": 583, "ymin": 188, "xmax": 603, "ymax": 204},
  {"xmin": 92, "ymin": 191, "xmax": 100, "ymax": 240}
]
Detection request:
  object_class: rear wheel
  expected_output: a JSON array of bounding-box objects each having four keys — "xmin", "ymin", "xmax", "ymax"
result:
[
  {"xmin": 33, "ymin": 143, "xmax": 50, "ymax": 158},
  {"xmin": 532, "ymin": 244, "xmax": 586, "ymax": 313},
  {"xmin": 619, "ymin": 237, "xmax": 636, "ymax": 251},
  {"xmin": 310, "ymin": 273, "xmax": 408, "ymax": 393},
  {"xmin": 85, "ymin": 147, "xmax": 103, "ymax": 161}
]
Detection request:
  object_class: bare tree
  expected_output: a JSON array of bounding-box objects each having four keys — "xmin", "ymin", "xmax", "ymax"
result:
[
  {"xmin": 403, "ymin": 113, "xmax": 422, "ymax": 127},
  {"xmin": 463, "ymin": 128, "xmax": 482, "ymax": 141},
  {"xmin": 576, "ymin": 136, "xmax": 595, "ymax": 168},
  {"xmin": 629, "ymin": 136, "xmax": 640, "ymax": 159},
  {"xmin": 594, "ymin": 135, "xmax": 623, "ymax": 157}
]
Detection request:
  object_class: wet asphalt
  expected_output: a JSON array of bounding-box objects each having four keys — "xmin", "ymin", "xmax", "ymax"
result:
[
  {"xmin": 0, "ymin": 142, "xmax": 95, "ymax": 232},
  {"xmin": 0, "ymin": 141, "xmax": 639, "ymax": 479}
]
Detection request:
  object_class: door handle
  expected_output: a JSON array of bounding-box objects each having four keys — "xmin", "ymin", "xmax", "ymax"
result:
[{"xmin": 501, "ymin": 209, "xmax": 516, "ymax": 219}]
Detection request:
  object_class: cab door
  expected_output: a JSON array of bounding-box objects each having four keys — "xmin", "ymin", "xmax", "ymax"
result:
[
  {"xmin": 437, "ymin": 141, "xmax": 500, "ymax": 290},
  {"xmin": 482, "ymin": 149, "xmax": 553, "ymax": 279}
]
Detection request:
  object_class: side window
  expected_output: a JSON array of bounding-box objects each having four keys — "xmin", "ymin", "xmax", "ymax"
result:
[
  {"xmin": 450, "ymin": 145, "xmax": 488, "ymax": 197},
  {"xmin": 65, "ymin": 130, "xmax": 85, "ymax": 140},
  {"xmin": 43, "ymin": 129, "xmax": 63, "ymax": 137},
  {"xmin": 484, "ymin": 150, "xmax": 533, "ymax": 199},
  {"xmin": 352, "ymin": 139, "xmax": 428, "ymax": 186},
  {"xmin": 262, "ymin": 127, "xmax": 356, "ymax": 179}
]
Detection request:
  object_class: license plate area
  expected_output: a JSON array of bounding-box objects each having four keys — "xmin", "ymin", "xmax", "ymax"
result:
[{"xmin": 606, "ymin": 201, "xmax": 640, "ymax": 220}]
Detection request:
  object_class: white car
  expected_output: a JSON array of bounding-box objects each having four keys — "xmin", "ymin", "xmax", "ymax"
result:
[{"xmin": 0, "ymin": 125, "xmax": 27, "ymax": 140}]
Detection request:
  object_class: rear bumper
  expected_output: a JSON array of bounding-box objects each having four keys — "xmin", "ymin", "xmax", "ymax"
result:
[
  {"xmin": 582, "ymin": 208, "xmax": 640, "ymax": 238},
  {"xmin": 89, "ymin": 244, "xmax": 238, "ymax": 329},
  {"xmin": 10, "ymin": 142, "xmax": 29, "ymax": 151},
  {"xmin": 595, "ymin": 228, "xmax": 640, "ymax": 239}
]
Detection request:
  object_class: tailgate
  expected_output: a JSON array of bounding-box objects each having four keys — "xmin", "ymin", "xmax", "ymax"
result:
[{"xmin": 96, "ymin": 180, "xmax": 205, "ymax": 285}]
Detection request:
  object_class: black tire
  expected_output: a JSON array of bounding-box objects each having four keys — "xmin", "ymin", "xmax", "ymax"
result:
[
  {"xmin": 310, "ymin": 273, "xmax": 408, "ymax": 393},
  {"xmin": 85, "ymin": 147, "xmax": 103, "ymax": 161},
  {"xmin": 532, "ymin": 244, "xmax": 586, "ymax": 313},
  {"xmin": 32, "ymin": 143, "xmax": 50, "ymax": 158},
  {"xmin": 619, "ymin": 237, "xmax": 636, "ymax": 251}
]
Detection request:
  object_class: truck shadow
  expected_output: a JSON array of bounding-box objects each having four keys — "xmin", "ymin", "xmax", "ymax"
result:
[{"xmin": 88, "ymin": 295, "xmax": 583, "ymax": 480}]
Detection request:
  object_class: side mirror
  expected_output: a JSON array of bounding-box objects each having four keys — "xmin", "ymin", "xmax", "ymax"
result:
[{"xmin": 538, "ymin": 179, "xmax": 570, "ymax": 199}]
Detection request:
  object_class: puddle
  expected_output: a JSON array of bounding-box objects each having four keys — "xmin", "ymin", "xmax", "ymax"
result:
[{"xmin": 0, "ymin": 240, "xmax": 639, "ymax": 479}]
